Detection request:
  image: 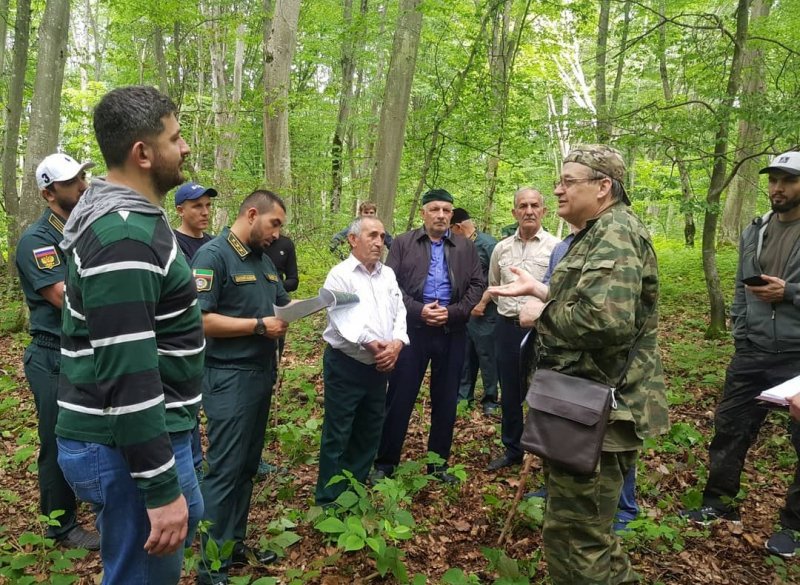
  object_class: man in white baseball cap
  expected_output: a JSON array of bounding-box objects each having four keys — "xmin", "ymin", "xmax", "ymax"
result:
[
  {"xmin": 35, "ymin": 153, "xmax": 95, "ymax": 192},
  {"xmin": 16, "ymin": 152, "xmax": 99, "ymax": 549}
]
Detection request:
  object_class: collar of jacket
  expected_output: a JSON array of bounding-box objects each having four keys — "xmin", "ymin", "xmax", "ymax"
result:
[{"xmin": 414, "ymin": 226, "xmax": 455, "ymax": 245}]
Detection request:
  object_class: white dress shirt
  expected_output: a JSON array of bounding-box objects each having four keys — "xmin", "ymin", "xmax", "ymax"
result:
[{"xmin": 322, "ymin": 254, "xmax": 409, "ymax": 364}]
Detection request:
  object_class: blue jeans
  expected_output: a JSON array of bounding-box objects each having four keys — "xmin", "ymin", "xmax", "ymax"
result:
[{"xmin": 57, "ymin": 431, "xmax": 203, "ymax": 584}]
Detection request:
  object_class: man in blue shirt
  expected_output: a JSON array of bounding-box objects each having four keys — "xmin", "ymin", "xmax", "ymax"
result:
[{"xmin": 373, "ymin": 189, "xmax": 484, "ymax": 483}]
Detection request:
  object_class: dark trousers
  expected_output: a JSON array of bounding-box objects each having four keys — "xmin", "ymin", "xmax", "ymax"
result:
[
  {"xmin": 458, "ymin": 308, "xmax": 498, "ymax": 404},
  {"xmin": 316, "ymin": 347, "xmax": 388, "ymax": 505},
  {"xmin": 703, "ymin": 344, "xmax": 800, "ymax": 529},
  {"xmin": 199, "ymin": 366, "xmax": 274, "ymax": 583},
  {"xmin": 376, "ymin": 325, "xmax": 466, "ymax": 472},
  {"xmin": 496, "ymin": 316, "xmax": 530, "ymax": 461},
  {"xmin": 23, "ymin": 341, "xmax": 77, "ymax": 539}
]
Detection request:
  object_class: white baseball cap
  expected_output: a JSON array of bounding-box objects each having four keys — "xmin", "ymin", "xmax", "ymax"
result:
[
  {"xmin": 36, "ymin": 153, "xmax": 95, "ymax": 190},
  {"xmin": 759, "ymin": 151, "xmax": 800, "ymax": 176}
]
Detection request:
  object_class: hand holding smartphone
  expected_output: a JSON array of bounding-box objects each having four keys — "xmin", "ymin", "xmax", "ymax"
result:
[{"xmin": 742, "ymin": 275, "xmax": 768, "ymax": 286}]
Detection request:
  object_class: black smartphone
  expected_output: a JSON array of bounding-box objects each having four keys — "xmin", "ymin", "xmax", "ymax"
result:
[{"xmin": 742, "ymin": 275, "xmax": 768, "ymax": 286}]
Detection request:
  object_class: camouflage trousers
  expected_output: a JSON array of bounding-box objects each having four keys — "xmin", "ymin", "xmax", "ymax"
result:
[{"xmin": 543, "ymin": 451, "xmax": 641, "ymax": 585}]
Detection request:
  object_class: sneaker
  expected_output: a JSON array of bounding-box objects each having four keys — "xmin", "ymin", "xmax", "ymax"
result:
[
  {"xmin": 431, "ymin": 469, "xmax": 460, "ymax": 484},
  {"xmin": 58, "ymin": 525, "xmax": 100, "ymax": 551},
  {"xmin": 482, "ymin": 402, "xmax": 500, "ymax": 416},
  {"xmin": 256, "ymin": 460, "xmax": 287, "ymax": 477},
  {"xmin": 765, "ymin": 529, "xmax": 800, "ymax": 558},
  {"xmin": 680, "ymin": 505, "xmax": 740, "ymax": 525}
]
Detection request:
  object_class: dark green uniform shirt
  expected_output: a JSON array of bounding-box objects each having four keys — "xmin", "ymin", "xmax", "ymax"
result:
[
  {"xmin": 192, "ymin": 227, "xmax": 290, "ymax": 369},
  {"xmin": 16, "ymin": 210, "xmax": 67, "ymax": 338}
]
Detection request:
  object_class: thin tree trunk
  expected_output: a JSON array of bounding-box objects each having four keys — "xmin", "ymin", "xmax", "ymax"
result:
[
  {"xmin": 405, "ymin": 2, "xmax": 498, "ymax": 230},
  {"xmin": 720, "ymin": 0, "xmax": 772, "ymax": 244},
  {"xmin": 1, "ymin": 0, "xmax": 31, "ymax": 274},
  {"xmin": 153, "ymin": 25, "xmax": 170, "ymax": 94},
  {"xmin": 330, "ymin": 0, "xmax": 358, "ymax": 215},
  {"xmin": 609, "ymin": 0, "xmax": 631, "ymax": 116},
  {"xmin": 0, "ymin": 0, "xmax": 9, "ymax": 81},
  {"xmin": 702, "ymin": 0, "xmax": 749, "ymax": 338},
  {"xmin": 658, "ymin": 0, "xmax": 694, "ymax": 247},
  {"xmin": 594, "ymin": 0, "xmax": 611, "ymax": 141},
  {"xmin": 370, "ymin": 0, "xmax": 424, "ymax": 230}
]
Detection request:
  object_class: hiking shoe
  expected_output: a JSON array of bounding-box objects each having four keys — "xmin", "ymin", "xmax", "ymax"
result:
[
  {"xmin": 680, "ymin": 505, "xmax": 740, "ymax": 525},
  {"xmin": 231, "ymin": 543, "xmax": 278, "ymax": 566},
  {"xmin": 765, "ymin": 529, "xmax": 800, "ymax": 558},
  {"xmin": 524, "ymin": 486, "xmax": 548, "ymax": 500},
  {"xmin": 482, "ymin": 402, "xmax": 500, "ymax": 416},
  {"xmin": 58, "ymin": 526, "xmax": 100, "ymax": 550}
]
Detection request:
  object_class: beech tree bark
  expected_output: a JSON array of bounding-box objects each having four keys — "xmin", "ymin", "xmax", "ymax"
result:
[
  {"xmin": 720, "ymin": 0, "xmax": 773, "ymax": 244},
  {"xmin": 19, "ymin": 0, "xmax": 71, "ymax": 238},
  {"xmin": 1, "ymin": 0, "xmax": 31, "ymax": 272},
  {"xmin": 264, "ymin": 0, "xmax": 301, "ymax": 216},
  {"xmin": 370, "ymin": 0, "xmax": 423, "ymax": 230},
  {"xmin": 594, "ymin": 0, "xmax": 611, "ymax": 142}
]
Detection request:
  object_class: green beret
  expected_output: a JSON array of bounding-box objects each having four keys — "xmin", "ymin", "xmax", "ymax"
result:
[{"xmin": 421, "ymin": 188, "xmax": 454, "ymax": 206}]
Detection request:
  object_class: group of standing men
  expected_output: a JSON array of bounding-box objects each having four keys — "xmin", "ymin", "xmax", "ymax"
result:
[{"xmin": 15, "ymin": 81, "xmax": 800, "ymax": 585}]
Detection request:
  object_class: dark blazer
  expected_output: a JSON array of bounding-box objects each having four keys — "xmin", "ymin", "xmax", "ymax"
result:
[{"xmin": 386, "ymin": 227, "xmax": 485, "ymax": 330}]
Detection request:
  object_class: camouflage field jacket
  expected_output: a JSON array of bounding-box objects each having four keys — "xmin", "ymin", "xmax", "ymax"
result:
[{"xmin": 536, "ymin": 202, "xmax": 669, "ymax": 440}]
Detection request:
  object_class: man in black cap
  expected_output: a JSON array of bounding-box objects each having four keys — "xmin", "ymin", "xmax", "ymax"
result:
[
  {"xmin": 449, "ymin": 208, "xmax": 499, "ymax": 415},
  {"xmin": 373, "ymin": 189, "xmax": 484, "ymax": 482},
  {"xmin": 682, "ymin": 150, "xmax": 800, "ymax": 557},
  {"xmin": 173, "ymin": 181, "xmax": 218, "ymax": 262}
]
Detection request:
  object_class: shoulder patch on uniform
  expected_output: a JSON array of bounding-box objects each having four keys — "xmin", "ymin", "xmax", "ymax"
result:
[
  {"xmin": 193, "ymin": 268, "xmax": 214, "ymax": 292},
  {"xmin": 226, "ymin": 231, "xmax": 249, "ymax": 259},
  {"xmin": 33, "ymin": 246, "xmax": 61, "ymax": 270},
  {"xmin": 266, "ymin": 273, "xmax": 278, "ymax": 282},
  {"xmin": 47, "ymin": 213, "xmax": 65, "ymax": 234},
  {"xmin": 232, "ymin": 273, "xmax": 257, "ymax": 284}
]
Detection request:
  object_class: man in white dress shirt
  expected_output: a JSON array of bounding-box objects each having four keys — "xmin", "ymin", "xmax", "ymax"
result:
[{"xmin": 315, "ymin": 216, "xmax": 409, "ymax": 505}]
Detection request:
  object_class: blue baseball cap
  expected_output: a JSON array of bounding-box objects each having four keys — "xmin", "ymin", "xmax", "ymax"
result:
[{"xmin": 175, "ymin": 182, "xmax": 218, "ymax": 205}]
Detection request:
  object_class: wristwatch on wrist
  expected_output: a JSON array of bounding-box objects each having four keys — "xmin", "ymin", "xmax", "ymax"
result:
[{"xmin": 253, "ymin": 318, "xmax": 267, "ymax": 336}]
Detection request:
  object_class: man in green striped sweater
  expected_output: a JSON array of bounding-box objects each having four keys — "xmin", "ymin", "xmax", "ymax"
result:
[{"xmin": 56, "ymin": 86, "xmax": 205, "ymax": 584}]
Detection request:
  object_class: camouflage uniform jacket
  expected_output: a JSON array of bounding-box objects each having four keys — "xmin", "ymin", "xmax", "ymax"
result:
[{"xmin": 537, "ymin": 202, "xmax": 669, "ymax": 440}]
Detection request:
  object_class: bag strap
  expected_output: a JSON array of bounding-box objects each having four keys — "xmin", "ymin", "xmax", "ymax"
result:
[{"xmin": 613, "ymin": 239, "xmax": 657, "ymax": 389}]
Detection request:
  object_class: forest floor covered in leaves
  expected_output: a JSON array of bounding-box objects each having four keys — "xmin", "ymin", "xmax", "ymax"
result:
[{"xmin": 1, "ymin": 244, "xmax": 800, "ymax": 584}]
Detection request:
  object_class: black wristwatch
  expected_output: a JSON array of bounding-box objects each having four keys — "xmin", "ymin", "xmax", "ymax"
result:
[{"xmin": 253, "ymin": 318, "xmax": 266, "ymax": 336}]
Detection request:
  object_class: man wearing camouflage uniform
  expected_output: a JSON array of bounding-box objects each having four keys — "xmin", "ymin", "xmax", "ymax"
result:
[{"xmin": 495, "ymin": 145, "xmax": 668, "ymax": 583}]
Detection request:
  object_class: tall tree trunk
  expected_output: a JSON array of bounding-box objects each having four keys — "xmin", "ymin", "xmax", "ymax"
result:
[
  {"xmin": 263, "ymin": 0, "xmax": 301, "ymax": 220},
  {"xmin": 370, "ymin": 0, "xmax": 423, "ymax": 230},
  {"xmin": 19, "ymin": 0, "xmax": 71, "ymax": 237},
  {"xmin": 658, "ymin": 0, "xmax": 694, "ymax": 247},
  {"xmin": 720, "ymin": 0, "xmax": 772, "ymax": 244},
  {"xmin": 330, "ymin": 0, "xmax": 359, "ymax": 215},
  {"xmin": 1, "ymin": 0, "xmax": 31, "ymax": 274},
  {"xmin": 609, "ymin": 0, "xmax": 631, "ymax": 116},
  {"xmin": 482, "ymin": 0, "xmax": 528, "ymax": 231},
  {"xmin": 405, "ymin": 4, "xmax": 496, "ymax": 231},
  {"xmin": 594, "ymin": 0, "xmax": 611, "ymax": 141},
  {"xmin": 702, "ymin": 0, "xmax": 749, "ymax": 338},
  {"xmin": 153, "ymin": 25, "xmax": 170, "ymax": 95}
]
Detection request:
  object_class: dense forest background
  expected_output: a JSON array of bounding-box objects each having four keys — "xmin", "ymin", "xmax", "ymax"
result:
[{"xmin": 2, "ymin": 0, "xmax": 800, "ymax": 333}]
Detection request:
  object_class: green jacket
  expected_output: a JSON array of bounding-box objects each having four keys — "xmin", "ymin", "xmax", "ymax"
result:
[{"xmin": 537, "ymin": 202, "xmax": 669, "ymax": 441}]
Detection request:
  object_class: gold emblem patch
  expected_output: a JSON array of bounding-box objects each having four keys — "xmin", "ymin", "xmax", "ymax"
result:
[
  {"xmin": 232, "ymin": 273, "xmax": 257, "ymax": 284},
  {"xmin": 33, "ymin": 246, "xmax": 61, "ymax": 270},
  {"xmin": 266, "ymin": 273, "xmax": 278, "ymax": 282}
]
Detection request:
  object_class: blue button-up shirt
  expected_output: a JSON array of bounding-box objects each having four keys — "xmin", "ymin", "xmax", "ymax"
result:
[{"xmin": 422, "ymin": 236, "xmax": 452, "ymax": 306}]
